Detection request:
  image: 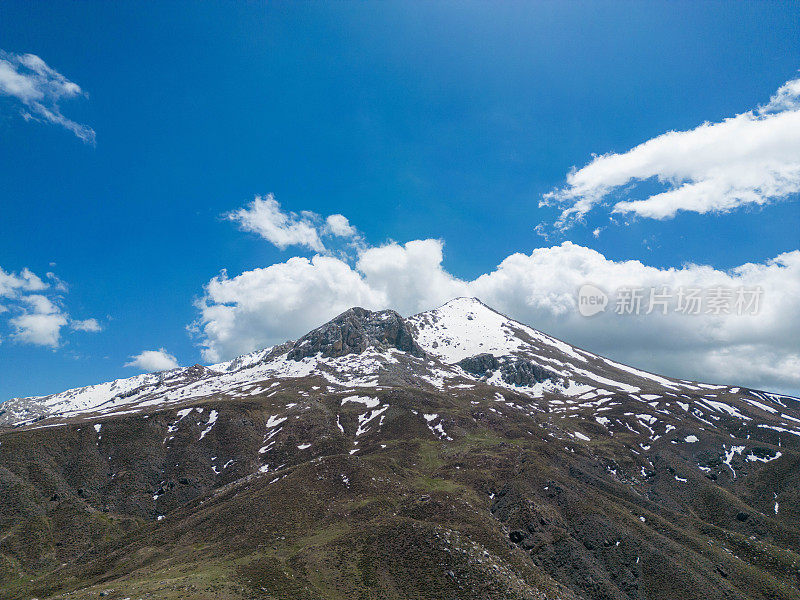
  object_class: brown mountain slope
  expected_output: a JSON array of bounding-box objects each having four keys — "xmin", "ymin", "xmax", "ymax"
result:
[{"xmin": 0, "ymin": 300, "xmax": 798, "ymax": 599}]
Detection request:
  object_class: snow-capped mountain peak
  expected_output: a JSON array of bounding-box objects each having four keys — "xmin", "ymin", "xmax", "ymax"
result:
[
  {"xmin": 1, "ymin": 299, "xmax": 796, "ymax": 436},
  {"xmin": 407, "ymin": 296, "xmax": 587, "ymax": 364}
]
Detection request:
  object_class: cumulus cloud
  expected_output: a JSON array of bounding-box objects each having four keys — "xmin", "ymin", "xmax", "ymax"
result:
[
  {"xmin": 324, "ymin": 214, "xmax": 358, "ymax": 237},
  {"xmin": 543, "ymin": 75, "xmax": 800, "ymax": 227},
  {"xmin": 194, "ymin": 256, "xmax": 382, "ymax": 361},
  {"xmin": 9, "ymin": 294, "xmax": 67, "ymax": 348},
  {"xmin": 0, "ymin": 51, "xmax": 95, "ymax": 143},
  {"xmin": 125, "ymin": 348, "xmax": 180, "ymax": 372},
  {"xmin": 0, "ymin": 266, "xmax": 101, "ymax": 348},
  {"xmin": 10, "ymin": 313, "xmax": 69, "ymax": 348},
  {"xmin": 194, "ymin": 239, "xmax": 800, "ymax": 394},
  {"xmin": 469, "ymin": 244, "xmax": 799, "ymax": 392},
  {"xmin": 355, "ymin": 240, "xmax": 468, "ymax": 314},
  {"xmin": 759, "ymin": 77, "xmax": 800, "ymax": 114}
]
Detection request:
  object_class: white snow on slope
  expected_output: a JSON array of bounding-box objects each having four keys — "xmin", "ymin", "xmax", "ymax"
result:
[
  {"xmin": 408, "ymin": 297, "xmax": 589, "ymax": 364},
  {"xmin": 407, "ymin": 298, "xmax": 695, "ymax": 396},
  {"xmin": 198, "ymin": 410, "xmax": 218, "ymax": 440},
  {"xmin": 341, "ymin": 395, "xmax": 380, "ymax": 408},
  {"xmin": 407, "ymin": 298, "xmax": 528, "ymax": 362},
  {"xmin": 3, "ymin": 297, "xmax": 797, "ymax": 430}
]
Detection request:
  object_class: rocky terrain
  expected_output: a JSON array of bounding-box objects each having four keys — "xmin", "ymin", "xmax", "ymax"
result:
[{"xmin": 0, "ymin": 297, "xmax": 798, "ymax": 599}]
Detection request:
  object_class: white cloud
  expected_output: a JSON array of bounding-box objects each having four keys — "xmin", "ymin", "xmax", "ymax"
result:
[
  {"xmin": 0, "ymin": 51, "xmax": 95, "ymax": 143},
  {"xmin": 227, "ymin": 194, "xmax": 325, "ymax": 252},
  {"xmin": 194, "ymin": 239, "xmax": 800, "ymax": 394},
  {"xmin": 46, "ymin": 271, "xmax": 68, "ymax": 292},
  {"xmin": 21, "ymin": 294, "xmax": 60, "ymax": 315},
  {"xmin": 324, "ymin": 214, "xmax": 357, "ymax": 238},
  {"xmin": 9, "ymin": 294, "xmax": 66, "ymax": 347},
  {"xmin": 0, "ymin": 266, "xmax": 101, "ymax": 348},
  {"xmin": 355, "ymin": 240, "xmax": 468, "ymax": 314},
  {"xmin": 226, "ymin": 195, "xmax": 366, "ymax": 254},
  {"xmin": 125, "ymin": 348, "xmax": 180, "ymax": 372},
  {"xmin": 469, "ymin": 244, "xmax": 799, "ymax": 391},
  {"xmin": 759, "ymin": 77, "xmax": 800, "ymax": 114},
  {"xmin": 0, "ymin": 267, "xmax": 47, "ymax": 297},
  {"xmin": 543, "ymin": 75, "xmax": 800, "ymax": 227},
  {"xmin": 10, "ymin": 313, "xmax": 68, "ymax": 348},
  {"xmin": 70, "ymin": 318, "xmax": 102, "ymax": 332},
  {"xmin": 194, "ymin": 256, "xmax": 382, "ymax": 361}
]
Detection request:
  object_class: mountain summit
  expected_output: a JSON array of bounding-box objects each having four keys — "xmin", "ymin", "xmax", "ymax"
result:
[
  {"xmin": 287, "ymin": 306, "xmax": 426, "ymax": 361},
  {"xmin": 1, "ymin": 297, "xmax": 739, "ymax": 426},
  {"xmin": 0, "ymin": 299, "xmax": 798, "ymax": 599}
]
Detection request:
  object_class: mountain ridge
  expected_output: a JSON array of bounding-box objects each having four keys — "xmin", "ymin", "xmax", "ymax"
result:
[
  {"xmin": 0, "ymin": 297, "xmax": 799, "ymax": 599},
  {"xmin": 5, "ymin": 297, "xmax": 793, "ymax": 429}
]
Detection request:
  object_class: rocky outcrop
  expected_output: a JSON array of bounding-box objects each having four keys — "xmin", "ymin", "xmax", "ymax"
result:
[
  {"xmin": 457, "ymin": 353, "xmax": 501, "ymax": 376},
  {"xmin": 458, "ymin": 353, "xmax": 560, "ymax": 386},
  {"xmin": 287, "ymin": 307, "xmax": 426, "ymax": 361},
  {"xmin": 499, "ymin": 359, "xmax": 560, "ymax": 387}
]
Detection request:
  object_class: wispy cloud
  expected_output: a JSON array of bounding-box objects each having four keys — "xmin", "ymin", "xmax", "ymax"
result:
[
  {"xmin": 70, "ymin": 318, "xmax": 102, "ymax": 333},
  {"xmin": 0, "ymin": 51, "xmax": 95, "ymax": 143},
  {"xmin": 0, "ymin": 267, "xmax": 47, "ymax": 297},
  {"xmin": 542, "ymin": 74, "xmax": 800, "ymax": 228}
]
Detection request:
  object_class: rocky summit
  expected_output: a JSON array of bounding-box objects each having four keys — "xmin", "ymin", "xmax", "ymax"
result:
[
  {"xmin": 286, "ymin": 307, "xmax": 426, "ymax": 361},
  {"xmin": 0, "ymin": 297, "xmax": 799, "ymax": 600}
]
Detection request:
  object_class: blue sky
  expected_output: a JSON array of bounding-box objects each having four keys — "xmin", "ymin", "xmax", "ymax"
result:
[{"xmin": 1, "ymin": 1, "xmax": 799, "ymax": 399}]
